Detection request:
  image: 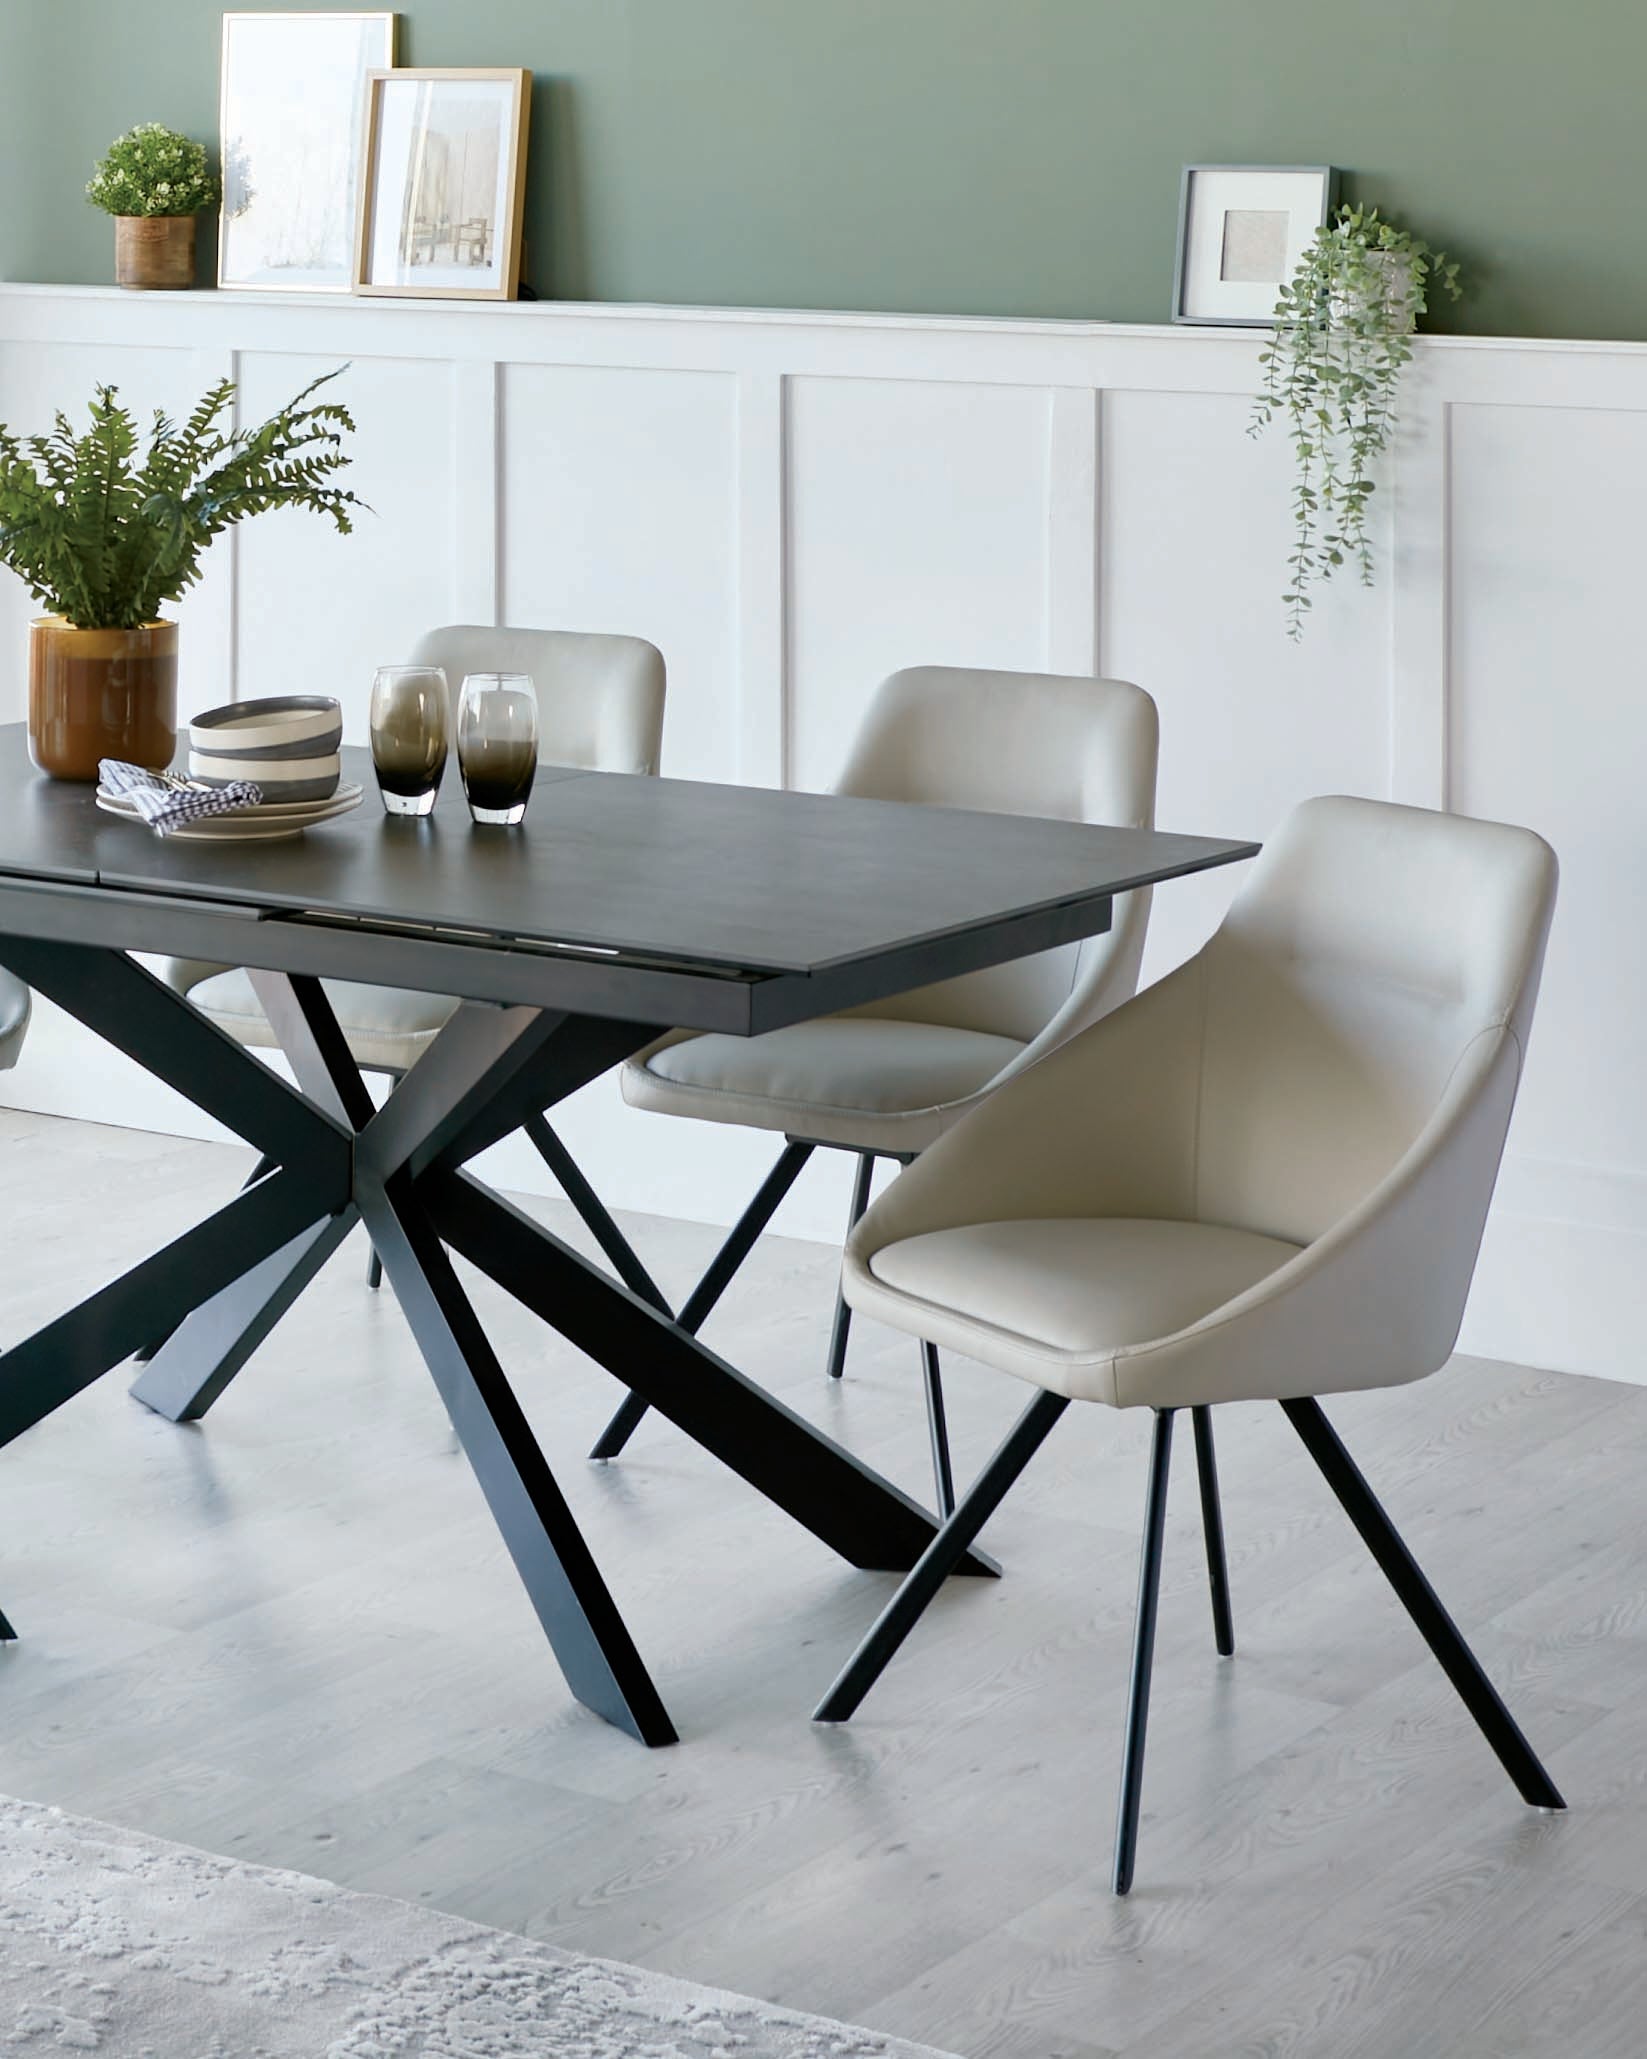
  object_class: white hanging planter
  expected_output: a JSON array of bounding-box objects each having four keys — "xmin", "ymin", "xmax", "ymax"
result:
[{"xmin": 1329, "ymin": 249, "xmax": 1419, "ymax": 336}]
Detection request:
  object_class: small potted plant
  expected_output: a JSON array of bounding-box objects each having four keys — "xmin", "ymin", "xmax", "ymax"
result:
[
  {"xmin": 1250, "ymin": 205, "xmax": 1462, "ymax": 637},
  {"xmin": 86, "ymin": 123, "xmax": 220, "ymax": 290},
  {"xmin": 0, "ymin": 372, "xmax": 364, "ymax": 780}
]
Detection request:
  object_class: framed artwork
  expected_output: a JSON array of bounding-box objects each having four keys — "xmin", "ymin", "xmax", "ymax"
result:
[
  {"xmin": 353, "ymin": 68, "xmax": 531, "ymax": 301},
  {"xmin": 218, "ymin": 10, "xmax": 397, "ymax": 293},
  {"xmin": 1173, "ymin": 165, "xmax": 1340, "ymax": 326}
]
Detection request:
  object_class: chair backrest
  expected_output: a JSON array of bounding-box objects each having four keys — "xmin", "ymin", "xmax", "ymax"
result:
[
  {"xmin": 407, "ymin": 625, "xmax": 666, "ymax": 776},
  {"xmin": 833, "ymin": 666, "xmax": 1159, "ymax": 1045},
  {"xmin": 1192, "ymin": 794, "xmax": 1558, "ymax": 1246}
]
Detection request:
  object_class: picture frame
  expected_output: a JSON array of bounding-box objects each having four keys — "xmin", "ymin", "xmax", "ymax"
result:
[
  {"xmin": 1172, "ymin": 165, "xmax": 1340, "ymax": 327},
  {"xmin": 218, "ymin": 10, "xmax": 397, "ymax": 293},
  {"xmin": 353, "ymin": 67, "xmax": 532, "ymax": 301}
]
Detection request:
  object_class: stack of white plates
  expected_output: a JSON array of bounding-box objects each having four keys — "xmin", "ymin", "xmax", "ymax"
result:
[{"xmin": 96, "ymin": 780, "xmax": 365, "ymax": 843}]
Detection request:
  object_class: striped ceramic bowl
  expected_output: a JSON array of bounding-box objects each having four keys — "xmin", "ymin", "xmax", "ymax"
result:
[{"xmin": 188, "ymin": 696, "xmax": 343, "ymax": 803}]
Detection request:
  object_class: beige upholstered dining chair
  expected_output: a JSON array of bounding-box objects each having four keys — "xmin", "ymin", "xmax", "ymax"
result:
[
  {"xmin": 813, "ymin": 794, "xmax": 1564, "ymax": 1895},
  {"xmin": 0, "ymin": 966, "xmax": 30, "ymax": 1641},
  {"xmin": 596, "ymin": 666, "xmax": 1161, "ymax": 1504},
  {"xmin": 156, "ymin": 624, "xmax": 666, "ymax": 1289}
]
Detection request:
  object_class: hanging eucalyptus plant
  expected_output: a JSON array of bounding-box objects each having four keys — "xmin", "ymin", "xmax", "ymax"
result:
[{"xmin": 1250, "ymin": 205, "xmax": 1461, "ymax": 637}]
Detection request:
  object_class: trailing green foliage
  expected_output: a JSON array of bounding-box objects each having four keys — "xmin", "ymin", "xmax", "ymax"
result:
[
  {"xmin": 1251, "ymin": 206, "xmax": 1462, "ymax": 638},
  {"xmin": 86, "ymin": 122, "xmax": 219, "ymax": 219},
  {"xmin": 0, "ymin": 372, "xmax": 364, "ymax": 630}
]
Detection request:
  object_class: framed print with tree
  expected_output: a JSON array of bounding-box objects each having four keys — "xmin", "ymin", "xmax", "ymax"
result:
[
  {"xmin": 1173, "ymin": 165, "xmax": 1339, "ymax": 326},
  {"xmin": 354, "ymin": 68, "xmax": 531, "ymax": 300},
  {"xmin": 218, "ymin": 10, "xmax": 397, "ymax": 292}
]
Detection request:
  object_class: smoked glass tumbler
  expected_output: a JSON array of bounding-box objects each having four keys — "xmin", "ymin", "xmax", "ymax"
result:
[
  {"xmin": 369, "ymin": 665, "xmax": 450, "ymax": 818},
  {"xmin": 457, "ymin": 672, "xmax": 538, "ymax": 825}
]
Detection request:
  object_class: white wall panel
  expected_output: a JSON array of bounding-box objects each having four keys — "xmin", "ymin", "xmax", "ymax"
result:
[
  {"xmin": 500, "ymin": 363, "xmax": 738, "ymax": 784},
  {"xmin": 1449, "ymin": 399, "xmax": 1647, "ymax": 1376},
  {"xmin": 1101, "ymin": 387, "xmax": 1392, "ymax": 980},
  {"xmin": 786, "ymin": 376, "xmax": 1053, "ymax": 791},
  {"xmin": 0, "ymin": 288, "xmax": 1643, "ymax": 1375},
  {"xmin": 234, "ymin": 352, "xmax": 461, "ymax": 737}
]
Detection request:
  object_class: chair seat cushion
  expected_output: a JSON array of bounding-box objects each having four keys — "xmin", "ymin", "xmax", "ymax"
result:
[
  {"xmin": 864, "ymin": 1217, "xmax": 1303, "ymax": 1405},
  {"xmin": 621, "ymin": 1018, "xmax": 1026, "ymax": 1153},
  {"xmin": 186, "ymin": 969, "xmax": 459, "ymax": 1073}
]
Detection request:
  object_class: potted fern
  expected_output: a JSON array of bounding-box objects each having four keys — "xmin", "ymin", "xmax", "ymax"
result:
[
  {"xmin": 0, "ymin": 373, "xmax": 363, "ymax": 780},
  {"xmin": 86, "ymin": 123, "xmax": 221, "ymax": 290},
  {"xmin": 1250, "ymin": 206, "xmax": 1461, "ymax": 637}
]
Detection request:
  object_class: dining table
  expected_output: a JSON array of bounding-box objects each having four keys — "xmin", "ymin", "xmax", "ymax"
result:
[{"xmin": 0, "ymin": 724, "xmax": 1257, "ymax": 1746}]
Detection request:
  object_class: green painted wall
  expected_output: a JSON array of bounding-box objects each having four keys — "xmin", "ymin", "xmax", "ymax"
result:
[{"xmin": 0, "ymin": 2, "xmax": 1639, "ymax": 338}]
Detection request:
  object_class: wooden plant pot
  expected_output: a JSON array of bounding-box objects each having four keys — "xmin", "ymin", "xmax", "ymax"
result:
[
  {"xmin": 28, "ymin": 618, "xmax": 179, "ymax": 781},
  {"xmin": 114, "ymin": 214, "xmax": 195, "ymax": 290}
]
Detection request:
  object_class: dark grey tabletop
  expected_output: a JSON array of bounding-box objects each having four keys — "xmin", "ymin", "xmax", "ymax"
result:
[{"xmin": 0, "ymin": 726, "xmax": 1257, "ymax": 1031}]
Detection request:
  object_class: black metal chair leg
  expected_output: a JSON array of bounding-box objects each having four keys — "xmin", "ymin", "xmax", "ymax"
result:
[
  {"xmin": 589, "ymin": 1139, "xmax": 817, "ymax": 1459},
  {"xmin": 1281, "ymin": 1395, "xmax": 1565, "ymax": 1810},
  {"xmin": 814, "ymin": 1389, "xmax": 1069, "ymax": 1722},
  {"xmin": 0, "ymin": 1607, "xmax": 15, "ymax": 1642},
  {"xmin": 826, "ymin": 1152, "xmax": 877, "ymax": 1381},
  {"xmin": 1192, "ymin": 1405, "xmax": 1234, "ymax": 1657},
  {"xmin": 1112, "ymin": 1407, "xmax": 1177, "ymax": 1897},
  {"xmin": 921, "ymin": 1341, "xmax": 956, "ymax": 1517},
  {"xmin": 366, "ymin": 1244, "xmax": 384, "ymax": 1291}
]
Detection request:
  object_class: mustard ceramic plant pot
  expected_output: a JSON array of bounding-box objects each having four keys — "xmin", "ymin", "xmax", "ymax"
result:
[{"xmin": 27, "ymin": 617, "xmax": 179, "ymax": 781}]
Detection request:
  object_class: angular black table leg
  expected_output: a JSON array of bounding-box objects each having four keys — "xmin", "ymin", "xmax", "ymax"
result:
[
  {"xmin": 813, "ymin": 1390, "xmax": 1066, "ymax": 1722},
  {"xmin": 0, "ymin": 1607, "xmax": 15, "ymax": 1642},
  {"xmin": 590, "ymin": 1390, "xmax": 651, "ymax": 1464},
  {"xmin": 359, "ymin": 1168, "xmax": 677, "ymax": 1747},
  {"xmin": 130, "ymin": 1206, "xmax": 359, "ymax": 1424},
  {"xmin": 523, "ymin": 1111, "xmax": 671, "ymax": 1314},
  {"xmin": 438, "ymin": 1171, "xmax": 998, "ymax": 1580},
  {"xmin": 0, "ymin": 1168, "xmax": 340, "ymax": 1452},
  {"xmin": 589, "ymin": 1137, "xmax": 815, "ymax": 1461},
  {"xmin": 137, "ymin": 1152, "xmax": 280, "ymax": 1365}
]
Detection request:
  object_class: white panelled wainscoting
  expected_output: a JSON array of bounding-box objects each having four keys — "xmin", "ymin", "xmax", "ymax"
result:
[{"xmin": 0, "ymin": 283, "xmax": 1639, "ymax": 1384}]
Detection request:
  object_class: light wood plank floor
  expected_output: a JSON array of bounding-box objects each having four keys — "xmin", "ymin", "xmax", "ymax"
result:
[{"xmin": 2, "ymin": 1108, "xmax": 1646, "ymax": 2057}]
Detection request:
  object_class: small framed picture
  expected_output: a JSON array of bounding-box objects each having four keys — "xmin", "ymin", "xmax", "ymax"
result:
[
  {"xmin": 1173, "ymin": 165, "xmax": 1339, "ymax": 326},
  {"xmin": 218, "ymin": 11, "xmax": 398, "ymax": 292},
  {"xmin": 354, "ymin": 67, "xmax": 531, "ymax": 301}
]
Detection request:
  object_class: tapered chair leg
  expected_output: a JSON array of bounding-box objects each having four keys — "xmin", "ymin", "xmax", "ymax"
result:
[
  {"xmin": 825, "ymin": 1152, "xmax": 878, "ymax": 1381},
  {"xmin": 589, "ymin": 1139, "xmax": 817, "ymax": 1459},
  {"xmin": 0, "ymin": 1607, "xmax": 15, "ymax": 1642},
  {"xmin": 921, "ymin": 1341, "xmax": 956, "ymax": 1518},
  {"xmin": 1282, "ymin": 1395, "xmax": 1564, "ymax": 1810},
  {"xmin": 1192, "ymin": 1405, "xmax": 1234, "ymax": 1657},
  {"xmin": 366, "ymin": 1245, "xmax": 383, "ymax": 1291},
  {"xmin": 815, "ymin": 1389, "xmax": 1069, "ymax": 1722},
  {"xmin": 1112, "ymin": 1407, "xmax": 1177, "ymax": 1897}
]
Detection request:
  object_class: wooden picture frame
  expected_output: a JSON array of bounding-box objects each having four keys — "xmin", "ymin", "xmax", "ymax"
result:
[
  {"xmin": 353, "ymin": 67, "xmax": 531, "ymax": 302},
  {"xmin": 218, "ymin": 10, "xmax": 398, "ymax": 294},
  {"xmin": 1172, "ymin": 164, "xmax": 1340, "ymax": 327}
]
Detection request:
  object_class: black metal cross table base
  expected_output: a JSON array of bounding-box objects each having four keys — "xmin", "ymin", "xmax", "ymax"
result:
[{"xmin": 0, "ymin": 945, "xmax": 994, "ymax": 1748}]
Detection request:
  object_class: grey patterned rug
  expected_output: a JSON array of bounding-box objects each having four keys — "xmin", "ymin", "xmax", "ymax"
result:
[{"xmin": 0, "ymin": 1794, "xmax": 956, "ymax": 2057}]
